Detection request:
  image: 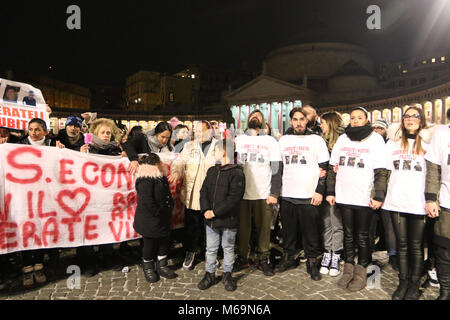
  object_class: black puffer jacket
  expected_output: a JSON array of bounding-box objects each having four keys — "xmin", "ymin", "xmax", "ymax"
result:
[
  {"xmin": 200, "ymin": 164, "xmax": 245, "ymax": 229},
  {"xmin": 133, "ymin": 164, "xmax": 174, "ymax": 238}
]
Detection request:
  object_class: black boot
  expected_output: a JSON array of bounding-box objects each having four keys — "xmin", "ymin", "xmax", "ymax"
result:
[
  {"xmin": 392, "ymin": 278, "xmax": 409, "ymax": 300},
  {"xmin": 437, "ymin": 272, "xmax": 450, "ymax": 300},
  {"xmin": 156, "ymin": 258, "xmax": 178, "ymax": 279},
  {"xmin": 306, "ymin": 258, "xmax": 321, "ymax": 281},
  {"xmin": 198, "ymin": 272, "xmax": 216, "ymax": 290},
  {"xmin": 222, "ymin": 272, "xmax": 237, "ymax": 291},
  {"xmin": 274, "ymin": 253, "xmax": 297, "ymax": 273},
  {"xmin": 142, "ymin": 260, "xmax": 159, "ymax": 283},
  {"xmin": 404, "ymin": 279, "xmax": 421, "ymax": 300}
]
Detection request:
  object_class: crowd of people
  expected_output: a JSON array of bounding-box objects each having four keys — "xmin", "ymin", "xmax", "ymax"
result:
[{"xmin": 0, "ymin": 105, "xmax": 449, "ymax": 301}]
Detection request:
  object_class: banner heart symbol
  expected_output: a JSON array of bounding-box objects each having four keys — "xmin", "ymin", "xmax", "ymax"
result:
[{"xmin": 56, "ymin": 187, "xmax": 91, "ymax": 218}]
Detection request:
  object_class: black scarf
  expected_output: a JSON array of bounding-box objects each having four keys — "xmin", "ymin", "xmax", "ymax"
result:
[{"xmin": 345, "ymin": 123, "xmax": 373, "ymax": 141}]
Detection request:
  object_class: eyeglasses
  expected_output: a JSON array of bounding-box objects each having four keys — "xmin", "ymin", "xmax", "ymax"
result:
[{"xmin": 403, "ymin": 114, "xmax": 421, "ymax": 119}]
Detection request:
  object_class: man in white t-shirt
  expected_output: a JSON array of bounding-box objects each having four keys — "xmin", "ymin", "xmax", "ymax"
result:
[
  {"xmin": 425, "ymin": 111, "xmax": 450, "ymax": 300},
  {"xmin": 234, "ymin": 110, "xmax": 282, "ymax": 276},
  {"xmin": 274, "ymin": 107, "xmax": 329, "ymax": 281}
]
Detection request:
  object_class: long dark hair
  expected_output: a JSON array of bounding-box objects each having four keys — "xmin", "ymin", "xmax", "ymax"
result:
[
  {"xmin": 400, "ymin": 106, "xmax": 428, "ymax": 155},
  {"xmin": 128, "ymin": 125, "xmax": 143, "ymax": 140},
  {"xmin": 154, "ymin": 122, "xmax": 173, "ymax": 151}
]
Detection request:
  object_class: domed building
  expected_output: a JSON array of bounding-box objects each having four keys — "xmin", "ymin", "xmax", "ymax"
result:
[{"xmin": 226, "ymin": 18, "xmax": 450, "ymax": 134}]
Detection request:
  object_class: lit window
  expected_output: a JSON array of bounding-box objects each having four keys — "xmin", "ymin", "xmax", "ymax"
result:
[
  {"xmin": 402, "ymin": 70, "xmax": 408, "ymax": 73},
  {"xmin": 191, "ymin": 74, "xmax": 196, "ymax": 79},
  {"xmin": 432, "ymin": 58, "xmax": 436, "ymax": 63},
  {"xmin": 442, "ymin": 56, "xmax": 446, "ymax": 62},
  {"xmin": 422, "ymin": 60, "xmax": 427, "ymax": 64}
]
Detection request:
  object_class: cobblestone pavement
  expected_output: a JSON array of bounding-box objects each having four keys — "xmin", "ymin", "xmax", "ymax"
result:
[{"xmin": 0, "ymin": 245, "xmax": 440, "ymax": 301}]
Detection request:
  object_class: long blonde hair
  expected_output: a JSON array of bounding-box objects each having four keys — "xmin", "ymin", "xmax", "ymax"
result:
[{"xmin": 321, "ymin": 111, "xmax": 344, "ymax": 151}]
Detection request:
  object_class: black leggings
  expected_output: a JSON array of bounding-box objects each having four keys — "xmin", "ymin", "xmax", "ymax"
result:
[
  {"xmin": 183, "ymin": 209, "xmax": 206, "ymax": 252},
  {"xmin": 390, "ymin": 212, "xmax": 426, "ymax": 281},
  {"xmin": 340, "ymin": 205, "xmax": 372, "ymax": 267},
  {"xmin": 142, "ymin": 237, "xmax": 170, "ymax": 261}
]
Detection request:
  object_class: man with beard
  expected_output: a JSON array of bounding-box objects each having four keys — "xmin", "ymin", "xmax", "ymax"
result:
[
  {"xmin": 284, "ymin": 105, "xmax": 322, "ymax": 136},
  {"xmin": 274, "ymin": 107, "xmax": 329, "ymax": 280},
  {"xmin": 234, "ymin": 110, "xmax": 282, "ymax": 276},
  {"xmin": 55, "ymin": 115, "xmax": 85, "ymax": 151}
]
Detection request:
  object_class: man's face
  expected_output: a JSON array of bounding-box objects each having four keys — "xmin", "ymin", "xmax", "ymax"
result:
[
  {"xmin": 248, "ymin": 112, "xmax": 263, "ymax": 129},
  {"xmin": 66, "ymin": 124, "xmax": 80, "ymax": 137},
  {"xmin": 290, "ymin": 112, "xmax": 308, "ymax": 134},
  {"xmin": 0, "ymin": 128, "xmax": 9, "ymax": 138},
  {"xmin": 28, "ymin": 123, "xmax": 48, "ymax": 141},
  {"xmin": 303, "ymin": 107, "xmax": 317, "ymax": 122},
  {"xmin": 5, "ymin": 89, "xmax": 16, "ymax": 101}
]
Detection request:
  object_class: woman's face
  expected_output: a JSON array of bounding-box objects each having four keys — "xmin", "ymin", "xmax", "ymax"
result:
[
  {"xmin": 96, "ymin": 125, "xmax": 112, "ymax": 143},
  {"xmin": 403, "ymin": 109, "xmax": 421, "ymax": 134},
  {"xmin": 157, "ymin": 130, "xmax": 171, "ymax": 145},
  {"xmin": 177, "ymin": 128, "xmax": 189, "ymax": 140},
  {"xmin": 350, "ymin": 110, "xmax": 368, "ymax": 127},
  {"xmin": 320, "ymin": 119, "xmax": 329, "ymax": 135}
]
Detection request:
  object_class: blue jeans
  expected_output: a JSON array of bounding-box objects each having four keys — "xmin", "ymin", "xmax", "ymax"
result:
[{"xmin": 205, "ymin": 225, "xmax": 237, "ymax": 273}]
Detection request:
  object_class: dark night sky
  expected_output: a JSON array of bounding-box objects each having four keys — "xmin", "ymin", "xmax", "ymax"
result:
[{"xmin": 1, "ymin": 0, "xmax": 449, "ymax": 87}]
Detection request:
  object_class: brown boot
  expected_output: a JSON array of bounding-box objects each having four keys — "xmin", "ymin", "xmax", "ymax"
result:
[
  {"xmin": 337, "ymin": 263, "xmax": 354, "ymax": 289},
  {"xmin": 348, "ymin": 264, "xmax": 367, "ymax": 292},
  {"xmin": 33, "ymin": 263, "xmax": 47, "ymax": 285}
]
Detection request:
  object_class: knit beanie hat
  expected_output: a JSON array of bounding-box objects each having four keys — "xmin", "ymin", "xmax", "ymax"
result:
[
  {"xmin": 66, "ymin": 115, "xmax": 83, "ymax": 128},
  {"xmin": 372, "ymin": 118, "xmax": 389, "ymax": 130}
]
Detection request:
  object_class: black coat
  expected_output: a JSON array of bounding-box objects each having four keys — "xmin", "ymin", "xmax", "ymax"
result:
[
  {"xmin": 200, "ymin": 164, "xmax": 245, "ymax": 229},
  {"xmin": 17, "ymin": 135, "xmax": 55, "ymax": 146},
  {"xmin": 55, "ymin": 129, "xmax": 85, "ymax": 151},
  {"xmin": 89, "ymin": 143, "xmax": 122, "ymax": 156},
  {"xmin": 133, "ymin": 164, "xmax": 174, "ymax": 238}
]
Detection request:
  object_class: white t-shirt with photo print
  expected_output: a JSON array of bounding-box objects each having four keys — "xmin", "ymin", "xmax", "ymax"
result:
[
  {"xmin": 330, "ymin": 132, "xmax": 387, "ymax": 207},
  {"xmin": 382, "ymin": 138, "xmax": 429, "ymax": 215},
  {"xmin": 279, "ymin": 134, "xmax": 329, "ymax": 199},
  {"xmin": 236, "ymin": 134, "xmax": 282, "ymax": 200},
  {"xmin": 424, "ymin": 125, "xmax": 450, "ymax": 210}
]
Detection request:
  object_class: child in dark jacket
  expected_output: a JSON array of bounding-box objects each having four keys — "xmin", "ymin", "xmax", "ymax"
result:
[
  {"xmin": 198, "ymin": 140, "xmax": 245, "ymax": 291},
  {"xmin": 134, "ymin": 153, "xmax": 177, "ymax": 283}
]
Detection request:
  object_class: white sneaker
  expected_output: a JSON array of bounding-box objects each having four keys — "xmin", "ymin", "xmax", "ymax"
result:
[
  {"xmin": 329, "ymin": 253, "xmax": 341, "ymax": 277},
  {"xmin": 320, "ymin": 252, "xmax": 332, "ymax": 275},
  {"xmin": 428, "ymin": 268, "xmax": 440, "ymax": 288}
]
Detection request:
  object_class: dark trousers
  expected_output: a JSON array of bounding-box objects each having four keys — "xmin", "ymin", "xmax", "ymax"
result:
[
  {"xmin": 425, "ymin": 217, "xmax": 436, "ymax": 269},
  {"xmin": 142, "ymin": 237, "xmax": 170, "ymax": 261},
  {"xmin": 183, "ymin": 208, "xmax": 205, "ymax": 253},
  {"xmin": 436, "ymin": 244, "xmax": 450, "ymax": 284},
  {"xmin": 280, "ymin": 199, "xmax": 321, "ymax": 259},
  {"xmin": 390, "ymin": 212, "xmax": 425, "ymax": 281},
  {"xmin": 369, "ymin": 209, "xmax": 397, "ymax": 255},
  {"xmin": 340, "ymin": 205, "xmax": 372, "ymax": 267}
]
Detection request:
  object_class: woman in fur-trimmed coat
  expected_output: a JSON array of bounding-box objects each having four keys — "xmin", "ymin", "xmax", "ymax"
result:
[{"xmin": 133, "ymin": 153, "xmax": 177, "ymax": 283}]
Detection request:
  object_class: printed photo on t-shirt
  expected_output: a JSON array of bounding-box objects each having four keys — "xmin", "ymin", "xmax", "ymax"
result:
[
  {"xmin": 448, "ymin": 154, "xmax": 450, "ymax": 165},
  {"xmin": 285, "ymin": 155, "xmax": 290, "ymax": 165},
  {"xmin": 258, "ymin": 155, "xmax": 265, "ymax": 163},
  {"xmin": 414, "ymin": 162, "xmax": 422, "ymax": 172},
  {"xmin": 357, "ymin": 158, "xmax": 365, "ymax": 168},
  {"xmin": 250, "ymin": 153, "xmax": 257, "ymax": 162},
  {"xmin": 347, "ymin": 157, "xmax": 356, "ymax": 167},
  {"xmin": 300, "ymin": 156, "xmax": 307, "ymax": 164},
  {"xmin": 242, "ymin": 153, "xmax": 248, "ymax": 162},
  {"xmin": 291, "ymin": 155, "xmax": 298, "ymax": 164},
  {"xmin": 393, "ymin": 160, "xmax": 400, "ymax": 170},
  {"xmin": 403, "ymin": 160, "xmax": 411, "ymax": 171},
  {"xmin": 339, "ymin": 156, "xmax": 346, "ymax": 166}
]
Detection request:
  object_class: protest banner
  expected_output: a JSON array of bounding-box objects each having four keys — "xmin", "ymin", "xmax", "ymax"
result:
[
  {"xmin": 0, "ymin": 78, "xmax": 50, "ymax": 130},
  {"xmin": 0, "ymin": 144, "xmax": 184, "ymax": 254}
]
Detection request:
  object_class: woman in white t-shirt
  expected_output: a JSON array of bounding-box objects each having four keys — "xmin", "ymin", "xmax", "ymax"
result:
[
  {"xmin": 326, "ymin": 107, "xmax": 387, "ymax": 292},
  {"xmin": 383, "ymin": 106, "xmax": 435, "ymax": 300}
]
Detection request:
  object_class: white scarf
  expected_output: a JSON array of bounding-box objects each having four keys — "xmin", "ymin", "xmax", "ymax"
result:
[{"xmin": 28, "ymin": 136, "xmax": 46, "ymax": 146}]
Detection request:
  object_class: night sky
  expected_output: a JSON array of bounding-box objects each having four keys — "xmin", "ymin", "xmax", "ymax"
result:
[{"xmin": 1, "ymin": 0, "xmax": 449, "ymax": 87}]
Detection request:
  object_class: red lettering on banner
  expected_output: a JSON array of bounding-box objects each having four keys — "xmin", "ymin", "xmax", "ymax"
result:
[
  {"xmin": 125, "ymin": 221, "xmax": 131, "ymax": 238},
  {"xmin": 6, "ymin": 147, "xmax": 43, "ymax": 184},
  {"xmin": 101, "ymin": 164, "xmax": 115, "ymax": 188},
  {"xmin": 11, "ymin": 108, "xmax": 20, "ymax": 118},
  {"xmin": 27, "ymin": 110, "xmax": 34, "ymax": 119},
  {"xmin": 61, "ymin": 217, "xmax": 82, "ymax": 242},
  {"xmin": 7, "ymin": 118, "xmax": 14, "ymax": 128},
  {"xmin": 117, "ymin": 163, "xmax": 133, "ymax": 190},
  {"xmin": 3, "ymin": 107, "xmax": 10, "ymax": 116},
  {"xmin": 42, "ymin": 218, "xmax": 59, "ymax": 246},
  {"xmin": 38, "ymin": 191, "xmax": 57, "ymax": 218},
  {"xmin": 22, "ymin": 221, "xmax": 42, "ymax": 247},
  {"xmin": 109, "ymin": 221, "xmax": 123, "ymax": 242},
  {"xmin": 126, "ymin": 192, "xmax": 137, "ymax": 220},
  {"xmin": 59, "ymin": 159, "xmax": 76, "ymax": 184},
  {"xmin": 20, "ymin": 109, "xmax": 27, "ymax": 118},
  {"xmin": 84, "ymin": 215, "xmax": 99, "ymax": 240},
  {"xmin": 56, "ymin": 188, "xmax": 91, "ymax": 218},
  {"xmin": 112, "ymin": 193, "xmax": 126, "ymax": 221},
  {"xmin": 0, "ymin": 222, "xmax": 18, "ymax": 249},
  {"xmin": 0, "ymin": 193, "xmax": 12, "ymax": 221},
  {"xmin": 27, "ymin": 191, "xmax": 34, "ymax": 219},
  {"xmin": 81, "ymin": 162, "xmax": 99, "ymax": 185}
]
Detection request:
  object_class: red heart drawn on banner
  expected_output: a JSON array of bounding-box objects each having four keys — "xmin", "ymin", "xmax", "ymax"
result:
[{"xmin": 56, "ymin": 188, "xmax": 91, "ymax": 218}]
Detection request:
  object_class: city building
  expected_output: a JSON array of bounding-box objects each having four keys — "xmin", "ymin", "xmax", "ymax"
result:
[{"xmin": 226, "ymin": 20, "xmax": 450, "ymax": 133}]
